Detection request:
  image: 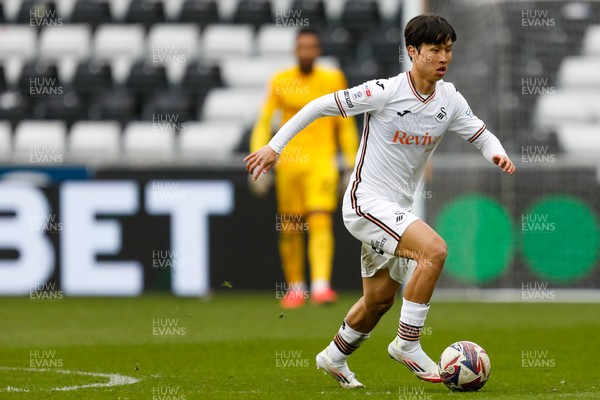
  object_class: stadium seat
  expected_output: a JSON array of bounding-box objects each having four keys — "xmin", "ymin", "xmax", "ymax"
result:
[
  {"xmin": 147, "ymin": 24, "xmax": 199, "ymax": 83},
  {"xmin": 0, "ymin": 64, "xmax": 6, "ymax": 92},
  {"xmin": 181, "ymin": 61, "xmax": 223, "ymax": 96},
  {"xmin": 39, "ymin": 24, "xmax": 92, "ymax": 61},
  {"xmin": 365, "ymin": 26, "xmax": 403, "ymax": 64},
  {"xmin": 69, "ymin": 121, "xmax": 121, "ymax": 162},
  {"xmin": 89, "ymin": 89, "xmax": 139, "ymax": 124},
  {"xmin": 558, "ymin": 57, "xmax": 600, "ymax": 89},
  {"xmin": 70, "ymin": 0, "xmax": 112, "ymax": 29},
  {"xmin": 18, "ymin": 61, "xmax": 61, "ymax": 97},
  {"xmin": 289, "ymin": 0, "xmax": 327, "ymax": 29},
  {"xmin": 582, "ymin": 25, "xmax": 600, "ymax": 56},
  {"xmin": 0, "ymin": 3, "xmax": 5, "ymax": 22},
  {"xmin": 320, "ymin": 26, "xmax": 356, "ymax": 64},
  {"xmin": 178, "ymin": 0, "xmax": 220, "ymax": 29},
  {"xmin": 341, "ymin": 0, "xmax": 380, "ymax": 36},
  {"xmin": 53, "ymin": 0, "xmax": 77, "ymax": 21},
  {"xmin": 233, "ymin": 0, "xmax": 273, "ymax": 30},
  {"xmin": 256, "ymin": 24, "xmax": 296, "ymax": 56},
  {"xmin": 123, "ymin": 121, "xmax": 175, "ymax": 161},
  {"xmin": 220, "ymin": 57, "xmax": 294, "ymax": 87},
  {"xmin": 322, "ymin": 0, "xmax": 346, "ymax": 21},
  {"xmin": 0, "ymin": 91, "xmax": 30, "ymax": 126},
  {"xmin": 72, "ymin": 60, "xmax": 114, "ymax": 95},
  {"xmin": 107, "ymin": 0, "xmax": 133, "ymax": 21},
  {"xmin": 533, "ymin": 91, "xmax": 600, "ymax": 128},
  {"xmin": 555, "ymin": 123, "xmax": 600, "ymax": 154},
  {"xmin": 179, "ymin": 121, "xmax": 245, "ymax": 159},
  {"xmin": 142, "ymin": 90, "xmax": 194, "ymax": 124},
  {"xmin": 13, "ymin": 120, "xmax": 67, "ymax": 162},
  {"xmin": 201, "ymin": 24, "xmax": 254, "ymax": 60},
  {"xmin": 17, "ymin": 1, "xmax": 60, "ymax": 28},
  {"xmin": 33, "ymin": 91, "xmax": 86, "ymax": 128},
  {"xmin": 342, "ymin": 59, "xmax": 382, "ymax": 87},
  {"xmin": 0, "ymin": 25, "xmax": 37, "ymax": 60},
  {"xmin": 125, "ymin": 0, "xmax": 166, "ymax": 29},
  {"xmin": 148, "ymin": 24, "xmax": 200, "ymax": 60},
  {"xmin": 93, "ymin": 24, "xmax": 146, "ymax": 60},
  {"xmin": 126, "ymin": 60, "xmax": 168, "ymax": 94},
  {"xmin": 200, "ymin": 87, "xmax": 265, "ymax": 125},
  {"xmin": 0, "ymin": 121, "xmax": 11, "ymax": 161}
]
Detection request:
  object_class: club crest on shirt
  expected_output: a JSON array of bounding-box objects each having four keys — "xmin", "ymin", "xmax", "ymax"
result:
[{"xmin": 434, "ymin": 106, "xmax": 447, "ymax": 123}]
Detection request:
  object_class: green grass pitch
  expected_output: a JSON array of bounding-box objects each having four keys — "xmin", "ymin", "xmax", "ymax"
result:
[{"xmin": 0, "ymin": 293, "xmax": 598, "ymax": 399}]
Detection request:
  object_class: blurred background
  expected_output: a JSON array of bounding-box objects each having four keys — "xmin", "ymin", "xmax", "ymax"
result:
[{"xmin": 0, "ymin": 0, "xmax": 599, "ymax": 300}]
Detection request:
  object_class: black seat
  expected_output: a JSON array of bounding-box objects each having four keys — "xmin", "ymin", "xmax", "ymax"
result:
[
  {"xmin": 342, "ymin": 60, "xmax": 383, "ymax": 88},
  {"xmin": 73, "ymin": 60, "xmax": 113, "ymax": 95},
  {"xmin": 71, "ymin": 0, "xmax": 112, "ymax": 29},
  {"xmin": 0, "ymin": 92, "xmax": 30, "ymax": 127},
  {"xmin": 290, "ymin": 0, "xmax": 326, "ymax": 29},
  {"xmin": 341, "ymin": 0, "xmax": 380, "ymax": 38},
  {"xmin": 320, "ymin": 27, "xmax": 356, "ymax": 64},
  {"xmin": 17, "ymin": 1, "xmax": 60, "ymax": 29},
  {"xmin": 125, "ymin": 0, "xmax": 166, "ymax": 29},
  {"xmin": 181, "ymin": 62, "xmax": 222, "ymax": 97},
  {"xmin": 18, "ymin": 61, "xmax": 61, "ymax": 98},
  {"xmin": 179, "ymin": 0, "xmax": 219, "ymax": 29},
  {"xmin": 33, "ymin": 91, "xmax": 87, "ymax": 128},
  {"xmin": 0, "ymin": 65, "xmax": 6, "ymax": 92},
  {"xmin": 126, "ymin": 61, "xmax": 168, "ymax": 95},
  {"xmin": 233, "ymin": 0, "xmax": 273, "ymax": 30},
  {"xmin": 89, "ymin": 89, "xmax": 140, "ymax": 125},
  {"xmin": 142, "ymin": 90, "xmax": 195, "ymax": 128}
]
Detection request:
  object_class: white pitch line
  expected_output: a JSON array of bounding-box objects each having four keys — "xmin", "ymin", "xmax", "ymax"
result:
[{"xmin": 0, "ymin": 366, "xmax": 140, "ymax": 392}]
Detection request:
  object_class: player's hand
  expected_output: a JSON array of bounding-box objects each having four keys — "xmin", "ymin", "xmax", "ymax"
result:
[
  {"xmin": 244, "ymin": 145, "xmax": 279, "ymax": 181},
  {"xmin": 247, "ymin": 172, "xmax": 273, "ymax": 198},
  {"xmin": 492, "ymin": 154, "xmax": 516, "ymax": 175}
]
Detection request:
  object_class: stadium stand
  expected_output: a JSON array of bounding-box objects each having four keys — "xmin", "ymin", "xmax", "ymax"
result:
[{"xmin": 0, "ymin": 0, "xmax": 598, "ymax": 163}]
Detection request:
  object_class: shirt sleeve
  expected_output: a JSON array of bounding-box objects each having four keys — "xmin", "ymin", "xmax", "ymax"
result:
[
  {"xmin": 332, "ymin": 79, "xmax": 389, "ymax": 118},
  {"xmin": 267, "ymin": 93, "xmax": 341, "ymax": 154},
  {"xmin": 447, "ymin": 90, "xmax": 507, "ymax": 162}
]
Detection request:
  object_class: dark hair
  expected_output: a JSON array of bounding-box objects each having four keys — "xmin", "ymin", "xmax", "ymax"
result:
[
  {"xmin": 404, "ymin": 15, "xmax": 457, "ymax": 53},
  {"xmin": 296, "ymin": 27, "xmax": 320, "ymax": 41}
]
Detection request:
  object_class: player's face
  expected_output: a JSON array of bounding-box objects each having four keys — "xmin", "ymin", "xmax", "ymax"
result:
[
  {"xmin": 295, "ymin": 34, "xmax": 320, "ymax": 74},
  {"xmin": 410, "ymin": 39, "xmax": 453, "ymax": 81}
]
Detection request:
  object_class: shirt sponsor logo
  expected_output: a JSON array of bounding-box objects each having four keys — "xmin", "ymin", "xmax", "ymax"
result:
[
  {"xmin": 392, "ymin": 131, "xmax": 443, "ymax": 147},
  {"xmin": 343, "ymin": 90, "xmax": 354, "ymax": 108},
  {"xmin": 465, "ymin": 107, "xmax": 474, "ymax": 118}
]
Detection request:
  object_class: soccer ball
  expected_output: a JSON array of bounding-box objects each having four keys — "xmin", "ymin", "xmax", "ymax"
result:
[{"xmin": 438, "ymin": 341, "xmax": 491, "ymax": 392}]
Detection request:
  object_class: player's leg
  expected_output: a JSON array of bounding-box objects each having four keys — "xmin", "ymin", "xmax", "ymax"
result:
[
  {"xmin": 306, "ymin": 211, "xmax": 337, "ymax": 303},
  {"xmin": 317, "ymin": 268, "xmax": 399, "ymax": 388},
  {"xmin": 305, "ymin": 163, "xmax": 339, "ymax": 304},
  {"xmin": 388, "ymin": 219, "xmax": 447, "ymax": 383},
  {"xmin": 275, "ymin": 168, "xmax": 307, "ymax": 308}
]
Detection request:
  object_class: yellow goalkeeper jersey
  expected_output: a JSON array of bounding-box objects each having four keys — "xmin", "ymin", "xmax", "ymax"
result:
[{"xmin": 250, "ymin": 65, "xmax": 358, "ymax": 169}]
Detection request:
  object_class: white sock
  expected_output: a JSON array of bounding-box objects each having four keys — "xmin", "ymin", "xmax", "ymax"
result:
[
  {"xmin": 311, "ymin": 279, "xmax": 329, "ymax": 293},
  {"xmin": 396, "ymin": 298, "xmax": 430, "ymax": 351},
  {"xmin": 327, "ymin": 320, "xmax": 370, "ymax": 364}
]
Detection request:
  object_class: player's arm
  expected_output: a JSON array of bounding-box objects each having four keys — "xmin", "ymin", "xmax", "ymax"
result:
[
  {"xmin": 245, "ymin": 81, "xmax": 387, "ymax": 180},
  {"xmin": 334, "ymin": 71, "xmax": 359, "ymax": 170},
  {"xmin": 448, "ymin": 92, "xmax": 515, "ymax": 175},
  {"xmin": 249, "ymin": 78, "xmax": 280, "ymax": 153}
]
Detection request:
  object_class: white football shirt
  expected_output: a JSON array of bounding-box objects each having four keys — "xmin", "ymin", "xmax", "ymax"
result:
[{"xmin": 268, "ymin": 71, "xmax": 507, "ymax": 210}]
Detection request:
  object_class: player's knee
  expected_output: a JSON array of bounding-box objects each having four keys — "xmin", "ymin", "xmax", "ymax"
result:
[
  {"xmin": 365, "ymin": 295, "xmax": 395, "ymax": 316},
  {"xmin": 428, "ymin": 238, "xmax": 448, "ymax": 266},
  {"xmin": 306, "ymin": 212, "xmax": 332, "ymax": 231}
]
